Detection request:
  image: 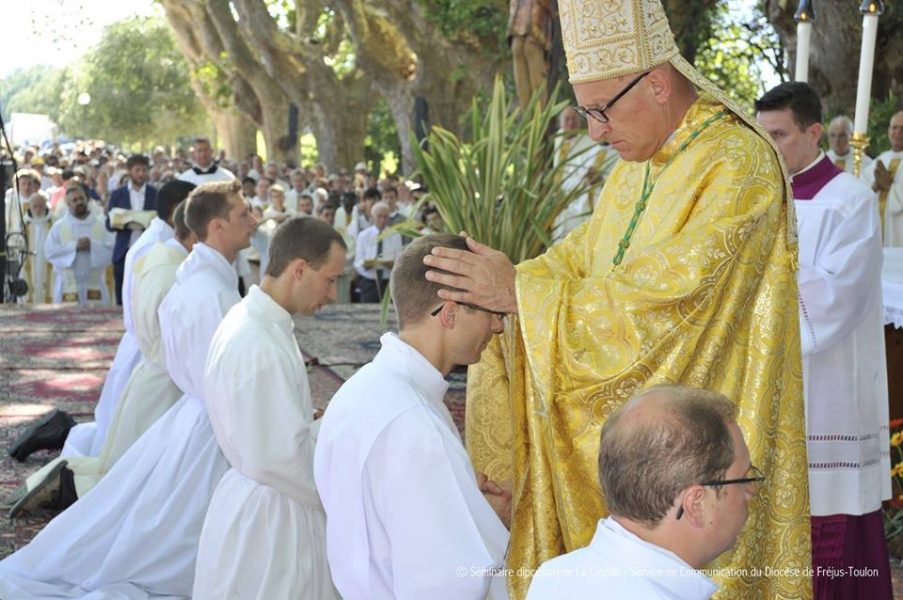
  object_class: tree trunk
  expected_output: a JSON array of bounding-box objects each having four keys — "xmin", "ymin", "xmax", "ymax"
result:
[
  {"xmin": 309, "ymin": 102, "xmax": 369, "ymax": 172},
  {"xmin": 258, "ymin": 93, "xmax": 297, "ymax": 165},
  {"xmin": 375, "ymin": 82, "xmax": 415, "ymax": 175},
  {"xmin": 210, "ymin": 107, "xmax": 257, "ymax": 161}
]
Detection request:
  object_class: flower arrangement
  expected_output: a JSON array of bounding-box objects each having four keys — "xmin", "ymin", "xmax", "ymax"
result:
[{"xmin": 884, "ymin": 418, "xmax": 903, "ymax": 550}]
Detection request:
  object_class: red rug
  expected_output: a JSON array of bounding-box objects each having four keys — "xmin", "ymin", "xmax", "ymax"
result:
[{"xmin": 0, "ymin": 303, "xmax": 466, "ymax": 560}]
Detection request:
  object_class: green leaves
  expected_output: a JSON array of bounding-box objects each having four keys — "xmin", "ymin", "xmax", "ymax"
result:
[
  {"xmin": 410, "ymin": 76, "xmax": 596, "ymax": 264},
  {"xmin": 54, "ymin": 15, "xmax": 207, "ymax": 147}
]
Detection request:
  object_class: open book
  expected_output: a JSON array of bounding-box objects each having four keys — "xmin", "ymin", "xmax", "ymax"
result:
[{"xmin": 108, "ymin": 208, "xmax": 157, "ymax": 230}]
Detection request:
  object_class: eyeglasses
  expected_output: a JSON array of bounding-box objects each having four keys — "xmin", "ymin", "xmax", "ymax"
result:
[
  {"xmin": 573, "ymin": 71, "xmax": 650, "ymax": 124},
  {"xmin": 430, "ymin": 301, "xmax": 505, "ymax": 320},
  {"xmin": 676, "ymin": 465, "xmax": 765, "ymax": 520}
]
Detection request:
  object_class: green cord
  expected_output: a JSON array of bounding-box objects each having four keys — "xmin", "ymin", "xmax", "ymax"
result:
[{"xmin": 612, "ymin": 110, "xmax": 728, "ymax": 267}]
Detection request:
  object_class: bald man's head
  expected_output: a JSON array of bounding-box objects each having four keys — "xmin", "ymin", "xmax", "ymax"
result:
[{"xmin": 890, "ymin": 111, "xmax": 903, "ymax": 152}]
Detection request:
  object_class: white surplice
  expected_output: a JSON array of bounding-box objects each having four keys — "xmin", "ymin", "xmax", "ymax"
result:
[
  {"xmin": 861, "ymin": 149, "xmax": 903, "ymax": 246},
  {"xmin": 552, "ymin": 133, "xmax": 619, "ymax": 242},
  {"xmin": 826, "ymin": 148, "xmax": 872, "ymax": 176},
  {"xmin": 44, "ymin": 211, "xmax": 114, "ymax": 306},
  {"xmin": 193, "ymin": 286, "xmax": 337, "ymax": 599},
  {"xmin": 61, "ymin": 218, "xmax": 173, "ymax": 458},
  {"xmin": 526, "ymin": 518, "xmax": 717, "ymax": 599},
  {"xmin": 177, "ymin": 164, "xmax": 235, "ymax": 185},
  {"xmin": 314, "ymin": 333, "xmax": 509, "ymax": 600},
  {"xmin": 22, "ymin": 210, "xmax": 52, "ymax": 303},
  {"xmin": 795, "ymin": 160, "xmax": 890, "ymax": 516},
  {"xmin": 0, "ymin": 242, "xmax": 238, "ymax": 599}
]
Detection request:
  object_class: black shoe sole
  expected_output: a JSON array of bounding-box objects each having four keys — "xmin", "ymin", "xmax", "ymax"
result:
[{"xmin": 8, "ymin": 409, "xmax": 76, "ymax": 462}]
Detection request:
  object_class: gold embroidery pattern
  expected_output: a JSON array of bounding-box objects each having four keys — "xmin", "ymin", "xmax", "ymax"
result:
[{"xmin": 467, "ymin": 98, "xmax": 810, "ymax": 599}]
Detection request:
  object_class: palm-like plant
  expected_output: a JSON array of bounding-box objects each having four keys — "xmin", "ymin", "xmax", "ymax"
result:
[{"xmin": 407, "ymin": 76, "xmax": 597, "ymax": 262}]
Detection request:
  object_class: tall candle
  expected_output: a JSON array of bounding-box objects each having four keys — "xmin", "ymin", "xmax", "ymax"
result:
[
  {"xmin": 795, "ymin": 21, "xmax": 812, "ymax": 83},
  {"xmin": 853, "ymin": 14, "xmax": 879, "ymax": 135}
]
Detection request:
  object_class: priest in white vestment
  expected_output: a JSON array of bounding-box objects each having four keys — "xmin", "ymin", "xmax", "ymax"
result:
[
  {"xmin": 60, "ymin": 180, "xmax": 196, "ymax": 459},
  {"xmin": 4, "ymin": 168, "xmax": 39, "ymax": 258},
  {"xmin": 5, "ymin": 202, "xmax": 198, "ymax": 516},
  {"xmin": 757, "ymin": 82, "xmax": 893, "ymax": 599},
  {"xmin": 527, "ymin": 387, "xmax": 752, "ymax": 600},
  {"xmin": 551, "ymin": 107, "xmax": 619, "ymax": 242},
  {"xmin": 194, "ymin": 218, "xmax": 345, "ymax": 599},
  {"xmin": 44, "ymin": 183, "xmax": 114, "ymax": 306},
  {"xmin": 862, "ymin": 110, "xmax": 903, "ymax": 246},
  {"xmin": 315, "ymin": 234, "xmax": 511, "ymax": 600},
  {"xmin": 22, "ymin": 193, "xmax": 52, "ymax": 303},
  {"xmin": 0, "ymin": 180, "xmax": 257, "ymax": 600},
  {"xmin": 177, "ymin": 136, "xmax": 236, "ymax": 185},
  {"xmin": 826, "ymin": 115, "xmax": 872, "ymax": 175}
]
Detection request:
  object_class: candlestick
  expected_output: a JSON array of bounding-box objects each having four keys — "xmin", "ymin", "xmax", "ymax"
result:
[{"xmin": 850, "ymin": 132, "xmax": 870, "ymax": 178}]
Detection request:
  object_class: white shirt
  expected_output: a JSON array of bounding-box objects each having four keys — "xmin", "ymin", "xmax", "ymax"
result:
[
  {"xmin": 315, "ymin": 333, "xmax": 509, "ymax": 600},
  {"xmin": 346, "ymin": 204, "xmax": 370, "ymax": 241},
  {"xmin": 194, "ymin": 286, "xmax": 337, "ymax": 599},
  {"xmin": 861, "ymin": 149, "xmax": 903, "ymax": 247},
  {"xmin": 527, "ymin": 518, "xmax": 717, "ymax": 599},
  {"xmin": 127, "ymin": 182, "xmax": 148, "ymax": 245},
  {"xmin": 793, "ymin": 154, "xmax": 890, "ymax": 516},
  {"xmin": 353, "ymin": 225, "xmax": 402, "ymax": 280}
]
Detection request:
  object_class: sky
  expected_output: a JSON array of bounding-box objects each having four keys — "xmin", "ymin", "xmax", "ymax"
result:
[
  {"xmin": 0, "ymin": 0, "xmax": 158, "ymax": 79},
  {"xmin": 0, "ymin": 0, "xmax": 772, "ymax": 81}
]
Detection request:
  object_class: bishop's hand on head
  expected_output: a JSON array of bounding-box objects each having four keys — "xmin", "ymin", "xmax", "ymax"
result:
[{"xmin": 423, "ymin": 233, "xmax": 518, "ymax": 315}]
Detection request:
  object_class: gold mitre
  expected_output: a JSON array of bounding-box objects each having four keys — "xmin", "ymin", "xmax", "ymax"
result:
[
  {"xmin": 559, "ymin": 0, "xmax": 679, "ymax": 83},
  {"xmin": 558, "ymin": 0, "xmax": 800, "ymax": 245}
]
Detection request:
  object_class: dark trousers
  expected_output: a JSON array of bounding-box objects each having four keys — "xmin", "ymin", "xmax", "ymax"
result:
[
  {"xmin": 113, "ymin": 259, "xmax": 125, "ymax": 306},
  {"xmin": 357, "ymin": 276, "xmax": 389, "ymax": 303}
]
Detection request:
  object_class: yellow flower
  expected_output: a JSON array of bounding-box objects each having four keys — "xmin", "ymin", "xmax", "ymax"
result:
[
  {"xmin": 891, "ymin": 432, "xmax": 903, "ymax": 448},
  {"xmin": 893, "ymin": 463, "xmax": 903, "ymax": 478}
]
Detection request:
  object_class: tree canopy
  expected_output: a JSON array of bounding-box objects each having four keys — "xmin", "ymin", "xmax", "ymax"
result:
[
  {"xmin": 1, "ymin": 15, "xmax": 208, "ymax": 149},
  {"xmin": 58, "ymin": 16, "xmax": 208, "ymax": 147}
]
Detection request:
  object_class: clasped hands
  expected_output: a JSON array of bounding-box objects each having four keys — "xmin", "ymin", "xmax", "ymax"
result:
[{"xmin": 874, "ymin": 161, "xmax": 893, "ymax": 193}]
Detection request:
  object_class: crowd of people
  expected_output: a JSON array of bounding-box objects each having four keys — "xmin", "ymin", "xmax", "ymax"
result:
[
  {"xmin": 2, "ymin": 137, "xmax": 439, "ymax": 307},
  {"xmin": 0, "ymin": 0, "xmax": 901, "ymax": 598}
]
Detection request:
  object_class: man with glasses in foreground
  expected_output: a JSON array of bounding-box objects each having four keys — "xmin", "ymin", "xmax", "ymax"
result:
[
  {"xmin": 528, "ymin": 385, "xmax": 762, "ymax": 599},
  {"xmin": 422, "ymin": 1, "xmax": 808, "ymax": 597},
  {"xmin": 315, "ymin": 234, "xmax": 510, "ymax": 599}
]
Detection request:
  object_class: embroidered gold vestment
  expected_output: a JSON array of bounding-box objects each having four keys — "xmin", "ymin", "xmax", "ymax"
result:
[{"xmin": 467, "ymin": 97, "xmax": 811, "ymax": 599}]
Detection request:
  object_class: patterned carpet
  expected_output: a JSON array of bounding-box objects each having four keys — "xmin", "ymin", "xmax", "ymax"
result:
[
  {"xmin": 2, "ymin": 303, "xmax": 902, "ymax": 598},
  {"xmin": 0, "ymin": 302, "xmax": 466, "ymax": 560}
]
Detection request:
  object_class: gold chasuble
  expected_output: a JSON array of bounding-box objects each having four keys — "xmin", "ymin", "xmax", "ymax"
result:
[{"xmin": 467, "ymin": 96, "xmax": 810, "ymax": 599}]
